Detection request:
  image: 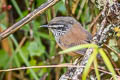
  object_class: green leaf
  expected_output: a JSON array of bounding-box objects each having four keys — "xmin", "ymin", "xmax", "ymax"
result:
[
  {"xmin": 99, "ymin": 48, "xmax": 117, "ymax": 80},
  {"xmin": 111, "ymin": 52, "xmax": 118, "ymax": 62},
  {"xmin": 82, "ymin": 48, "xmax": 98, "ymax": 80},
  {"xmin": 28, "ymin": 41, "xmax": 44, "ymax": 56},
  {"xmin": 54, "ymin": 0, "xmax": 67, "ymax": 15},
  {"xmin": 94, "ymin": 58, "xmax": 100, "ymax": 80},
  {"xmin": 0, "ymin": 50, "xmax": 9, "ymax": 67},
  {"xmin": 59, "ymin": 44, "xmax": 98, "ymax": 54},
  {"xmin": 27, "ymin": 59, "xmax": 39, "ymax": 74}
]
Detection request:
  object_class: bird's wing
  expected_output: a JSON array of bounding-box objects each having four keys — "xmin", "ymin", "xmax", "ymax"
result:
[{"xmin": 58, "ymin": 23, "xmax": 92, "ymax": 56}]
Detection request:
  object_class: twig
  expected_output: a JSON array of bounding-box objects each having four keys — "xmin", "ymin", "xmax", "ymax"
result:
[
  {"xmin": 60, "ymin": 1, "xmax": 120, "ymax": 79},
  {"xmin": 0, "ymin": 63, "xmax": 119, "ymax": 78},
  {"xmin": 104, "ymin": 49, "xmax": 120, "ymax": 75},
  {"xmin": 104, "ymin": 44, "xmax": 120, "ymax": 58},
  {"xmin": 89, "ymin": 11, "xmax": 102, "ymax": 29},
  {"xmin": 0, "ymin": 0, "xmax": 60, "ymax": 40},
  {"xmin": 59, "ymin": 16, "xmax": 108, "ymax": 80},
  {"xmin": 0, "ymin": 63, "xmax": 76, "ymax": 72}
]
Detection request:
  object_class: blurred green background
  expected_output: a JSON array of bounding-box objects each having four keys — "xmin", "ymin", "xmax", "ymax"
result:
[{"xmin": 0, "ymin": 0, "xmax": 120, "ymax": 80}]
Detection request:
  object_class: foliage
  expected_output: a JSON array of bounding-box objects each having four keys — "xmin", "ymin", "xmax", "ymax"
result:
[{"xmin": 0, "ymin": 0, "xmax": 120, "ymax": 80}]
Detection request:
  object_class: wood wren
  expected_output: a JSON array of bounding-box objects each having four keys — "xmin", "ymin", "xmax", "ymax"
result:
[{"xmin": 41, "ymin": 17, "xmax": 92, "ymax": 56}]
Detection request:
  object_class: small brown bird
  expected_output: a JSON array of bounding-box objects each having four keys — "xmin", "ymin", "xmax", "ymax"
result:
[{"xmin": 42, "ymin": 17, "xmax": 92, "ymax": 56}]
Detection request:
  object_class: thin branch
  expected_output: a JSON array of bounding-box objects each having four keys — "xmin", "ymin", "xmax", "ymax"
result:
[
  {"xmin": 89, "ymin": 11, "xmax": 102, "ymax": 29},
  {"xmin": 60, "ymin": 1, "xmax": 120, "ymax": 79},
  {"xmin": 0, "ymin": 0, "xmax": 60, "ymax": 40},
  {"xmin": 0, "ymin": 63, "xmax": 120, "ymax": 78},
  {"xmin": 0, "ymin": 63, "xmax": 76, "ymax": 72},
  {"xmin": 104, "ymin": 44, "xmax": 120, "ymax": 58}
]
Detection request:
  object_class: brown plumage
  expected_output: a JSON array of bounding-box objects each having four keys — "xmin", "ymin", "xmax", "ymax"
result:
[{"xmin": 42, "ymin": 17, "xmax": 92, "ymax": 56}]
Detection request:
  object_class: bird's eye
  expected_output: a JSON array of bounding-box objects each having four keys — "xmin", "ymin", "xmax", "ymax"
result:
[
  {"xmin": 68, "ymin": 20, "xmax": 73, "ymax": 24},
  {"xmin": 69, "ymin": 20, "xmax": 73, "ymax": 24}
]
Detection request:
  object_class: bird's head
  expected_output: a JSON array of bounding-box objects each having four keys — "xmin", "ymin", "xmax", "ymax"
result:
[{"xmin": 41, "ymin": 17, "xmax": 78, "ymax": 37}]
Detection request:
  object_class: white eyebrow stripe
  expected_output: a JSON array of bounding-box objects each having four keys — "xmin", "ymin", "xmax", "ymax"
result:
[{"xmin": 49, "ymin": 24, "xmax": 64, "ymax": 28}]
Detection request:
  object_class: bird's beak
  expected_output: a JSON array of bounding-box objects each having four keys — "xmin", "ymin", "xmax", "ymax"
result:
[{"xmin": 40, "ymin": 25, "xmax": 49, "ymax": 28}]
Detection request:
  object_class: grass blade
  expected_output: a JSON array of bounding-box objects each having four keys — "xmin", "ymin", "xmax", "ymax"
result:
[
  {"xmin": 82, "ymin": 48, "xmax": 98, "ymax": 80},
  {"xmin": 99, "ymin": 48, "xmax": 117, "ymax": 80},
  {"xmin": 59, "ymin": 44, "xmax": 98, "ymax": 54}
]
